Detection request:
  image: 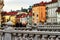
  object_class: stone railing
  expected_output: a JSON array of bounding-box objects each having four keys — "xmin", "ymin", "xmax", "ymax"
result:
[
  {"xmin": 30, "ymin": 24, "xmax": 60, "ymax": 31},
  {"xmin": 0, "ymin": 24, "xmax": 60, "ymax": 40},
  {"xmin": 0, "ymin": 28, "xmax": 60, "ymax": 40}
]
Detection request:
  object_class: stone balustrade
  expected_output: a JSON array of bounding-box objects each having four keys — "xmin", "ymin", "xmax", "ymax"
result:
[
  {"xmin": 0, "ymin": 25, "xmax": 60, "ymax": 40},
  {"xmin": 0, "ymin": 29, "xmax": 60, "ymax": 40}
]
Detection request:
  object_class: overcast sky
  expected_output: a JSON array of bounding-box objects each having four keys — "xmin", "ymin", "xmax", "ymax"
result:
[{"xmin": 3, "ymin": 0, "xmax": 51, "ymax": 12}]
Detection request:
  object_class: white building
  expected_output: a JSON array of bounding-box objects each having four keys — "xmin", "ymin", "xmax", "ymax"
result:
[
  {"xmin": 46, "ymin": 0, "xmax": 60, "ymax": 24},
  {"xmin": 56, "ymin": 0, "xmax": 60, "ymax": 24}
]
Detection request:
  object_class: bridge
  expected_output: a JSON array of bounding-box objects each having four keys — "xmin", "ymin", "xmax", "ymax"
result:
[
  {"xmin": 0, "ymin": 29, "xmax": 60, "ymax": 40},
  {"xmin": 0, "ymin": 25, "xmax": 60, "ymax": 40}
]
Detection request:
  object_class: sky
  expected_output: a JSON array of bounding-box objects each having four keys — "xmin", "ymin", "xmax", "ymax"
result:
[{"xmin": 3, "ymin": 0, "xmax": 51, "ymax": 12}]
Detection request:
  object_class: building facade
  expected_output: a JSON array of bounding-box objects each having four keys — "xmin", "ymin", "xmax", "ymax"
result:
[
  {"xmin": 56, "ymin": 0, "xmax": 60, "ymax": 24},
  {"xmin": 46, "ymin": 0, "xmax": 58, "ymax": 24},
  {"xmin": 0, "ymin": 0, "xmax": 4, "ymax": 26},
  {"xmin": 32, "ymin": 2, "xmax": 46, "ymax": 25},
  {"xmin": 2, "ymin": 11, "xmax": 18, "ymax": 25},
  {"xmin": 27, "ymin": 12, "xmax": 32, "ymax": 26}
]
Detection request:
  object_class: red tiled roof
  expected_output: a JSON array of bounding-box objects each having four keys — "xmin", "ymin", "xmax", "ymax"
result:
[
  {"xmin": 56, "ymin": 7, "xmax": 60, "ymax": 12},
  {"xmin": 16, "ymin": 13, "xmax": 28, "ymax": 18},
  {"xmin": 6, "ymin": 12, "xmax": 18, "ymax": 15},
  {"xmin": 39, "ymin": 1, "xmax": 46, "ymax": 6},
  {"xmin": 21, "ymin": 13, "xmax": 27, "ymax": 18},
  {"xmin": 33, "ymin": 0, "xmax": 58, "ymax": 7},
  {"xmin": 52, "ymin": 0, "xmax": 57, "ymax": 2},
  {"xmin": 46, "ymin": 0, "xmax": 57, "ymax": 4},
  {"xmin": 33, "ymin": 1, "xmax": 46, "ymax": 7}
]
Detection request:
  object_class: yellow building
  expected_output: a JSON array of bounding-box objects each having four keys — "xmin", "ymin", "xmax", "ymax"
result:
[
  {"xmin": 0, "ymin": 0, "xmax": 4, "ymax": 26},
  {"xmin": 2, "ymin": 11, "xmax": 17, "ymax": 25},
  {"xmin": 32, "ymin": 2, "xmax": 46, "ymax": 25}
]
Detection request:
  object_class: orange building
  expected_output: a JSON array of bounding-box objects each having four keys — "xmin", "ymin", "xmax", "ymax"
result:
[{"xmin": 32, "ymin": 1, "xmax": 47, "ymax": 25}]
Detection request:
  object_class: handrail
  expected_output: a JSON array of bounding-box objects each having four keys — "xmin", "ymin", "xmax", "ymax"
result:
[{"xmin": 0, "ymin": 30, "xmax": 60, "ymax": 35}]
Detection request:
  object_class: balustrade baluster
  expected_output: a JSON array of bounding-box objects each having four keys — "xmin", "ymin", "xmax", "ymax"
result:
[
  {"xmin": 12, "ymin": 33, "xmax": 16, "ymax": 40},
  {"xmin": 28, "ymin": 34, "xmax": 34, "ymax": 40},
  {"xmin": 18, "ymin": 34, "xmax": 22, "ymax": 40},
  {"xmin": 41, "ymin": 35, "xmax": 48, "ymax": 40},
  {"xmin": 22, "ymin": 34, "xmax": 28, "ymax": 40},
  {"xmin": 49, "ymin": 35, "xmax": 56, "ymax": 40},
  {"xmin": 34, "ymin": 35, "xmax": 41, "ymax": 40},
  {"xmin": 4, "ymin": 33, "xmax": 11, "ymax": 40},
  {"xmin": 15, "ymin": 36, "xmax": 18, "ymax": 40},
  {"xmin": 56, "ymin": 36, "xmax": 60, "ymax": 40},
  {"xmin": 0, "ymin": 33, "xmax": 3, "ymax": 40},
  {"xmin": 56, "ymin": 37, "xmax": 59, "ymax": 40}
]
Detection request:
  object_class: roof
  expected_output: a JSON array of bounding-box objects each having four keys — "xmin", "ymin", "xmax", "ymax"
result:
[
  {"xmin": 16, "ymin": 13, "xmax": 28, "ymax": 18},
  {"xmin": 6, "ymin": 11, "xmax": 18, "ymax": 15},
  {"xmin": 33, "ymin": 1, "xmax": 46, "ymax": 7},
  {"xmin": 33, "ymin": 0, "xmax": 58, "ymax": 7},
  {"xmin": 46, "ymin": 0, "xmax": 58, "ymax": 4}
]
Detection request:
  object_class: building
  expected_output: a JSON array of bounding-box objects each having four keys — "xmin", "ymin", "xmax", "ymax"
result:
[
  {"xmin": 56, "ymin": 0, "xmax": 60, "ymax": 24},
  {"xmin": 3, "ymin": 11, "xmax": 18, "ymax": 25},
  {"xmin": 46, "ymin": 0, "xmax": 58, "ymax": 24},
  {"xmin": 0, "ymin": 0, "xmax": 4, "ymax": 26},
  {"xmin": 16, "ymin": 12, "xmax": 28, "ymax": 26},
  {"xmin": 27, "ymin": 11, "xmax": 32, "ymax": 25},
  {"xmin": 32, "ymin": 1, "xmax": 47, "ymax": 25}
]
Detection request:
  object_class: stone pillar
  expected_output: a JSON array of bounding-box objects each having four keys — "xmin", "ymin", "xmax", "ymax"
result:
[
  {"xmin": 0, "ymin": 33, "xmax": 3, "ymax": 40},
  {"xmin": 34, "ymin": 35, "xmax": 41, "ymax": 40},
  {"xmin": 12, "ymin": 33, "xmax": 16, "ymax": 40},
  {"xmin": 18, "ymin": 34, "xmax": 22, "ymax": 40},
  {"xmin": 4, "ymin": 33, "xmax": 11, "ymax": 40},
  {"xmin": 41, "ymin": 35, "xmax": 48, "ymax": 40},
  {"xmin": 49, "ymin": 35, "xmax": 56, "ymax": 40},
  {"xmin": 56, "ymin": 37, "xmax": 59, "ymax": 40},
  {"xmin": 56, "ymin": 36, "xmax": 60, "ymax": 40},
  {"xmin": 4, "ymin": 27, "xmax": 14, "ymax": 40},
  {"xmin": 29, "ymin": 34, "xmax": 34, "ymax": 40},
  {"xmin": 15, "ymin": 36, "xmax": 18, "ymax": 40},
  {"xmin": 22, "ymin": 34, "xmax": 28, "ymax": 40},
  {"xmin": 33, "ymin": 35, "xmax": 37, "ymax": 40}
]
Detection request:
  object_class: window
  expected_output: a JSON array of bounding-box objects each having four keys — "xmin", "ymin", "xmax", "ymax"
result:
[
  {"xmin": 33, "ymin": 13, "xmax": 34, "ymax": 16},
  {"xmin": 33, "ymin": 18, "xmax": 34, "ymax": 20},
  {"xmin": 58, "ymin": 13, "xmax": 60, "ymax": 15},
  {"xmin": 46, "ymin": 7, "xmax": 48, "ymax": 9},
  {"xmin": 37, "ymin": 14, "xmax": 38, "ymax": 17},
  {"xmin": 34, "ymin": 23, "xmax": 37, "ymax": 26}
]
